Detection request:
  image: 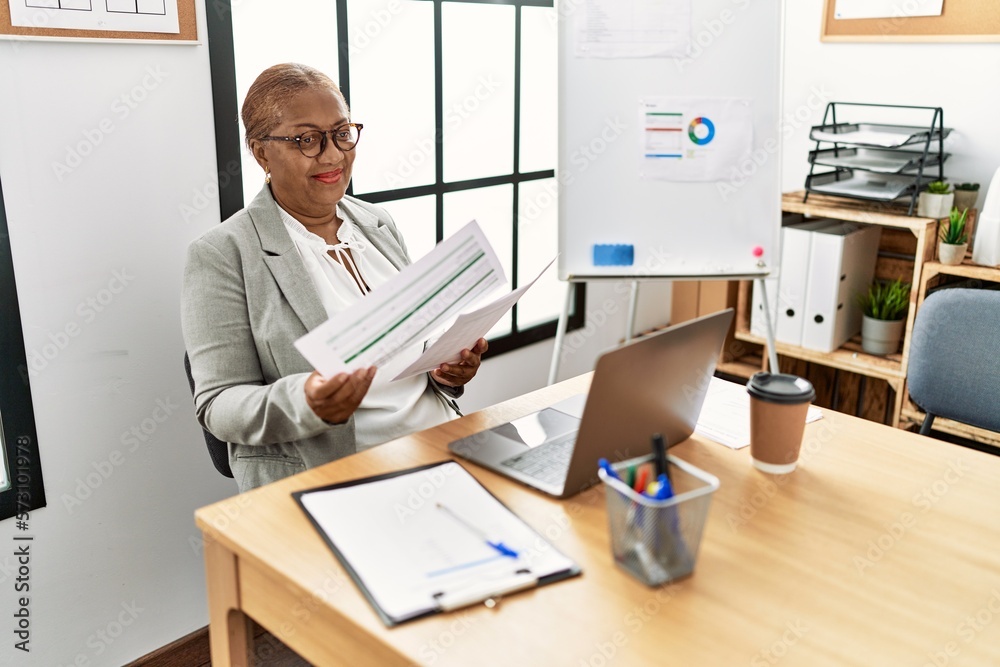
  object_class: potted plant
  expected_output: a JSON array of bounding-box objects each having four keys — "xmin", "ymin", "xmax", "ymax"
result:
[
  {"xmin": 857, "ymin": 279, "xmax": 911, "ymax": 356},
  {"xmin": 938, "ymin": 206, "xmax": 969, "ymax": 265},
  {"xmin": 917, "ymin": 180, "xmax": 954, "ymax": 218},
  {"xmin": 953, "ymin": 182, "xmax": 980, "ymax": 212}
]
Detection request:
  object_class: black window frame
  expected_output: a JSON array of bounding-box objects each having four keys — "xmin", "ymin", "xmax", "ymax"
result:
[{"xmin": 206, "ymin": 0, "xmax": 584, "ymax": 359}]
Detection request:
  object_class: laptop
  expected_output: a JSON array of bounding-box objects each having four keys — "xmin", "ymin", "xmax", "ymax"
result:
[{"xmin": 448, "ymin": 308, "xmax": 734, "ymax": 498}]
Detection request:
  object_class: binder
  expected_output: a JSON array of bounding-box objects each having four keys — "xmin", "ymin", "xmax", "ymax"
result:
[
  {"xmin": 293, "ymin": 461, "xmax": 581, "ymax": 627},
  {"xmin": 775, "ymin": 220, "xmax": 839, "ymax": 346},
  {"xmin": 800, "ymin": 222, "xmax": 882, "ymax": 352}
]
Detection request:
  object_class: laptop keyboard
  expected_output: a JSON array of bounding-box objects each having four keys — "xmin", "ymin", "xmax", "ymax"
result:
[{"xmin": 499, "ymin": 432, "xmax": 576, "ymax": 485}]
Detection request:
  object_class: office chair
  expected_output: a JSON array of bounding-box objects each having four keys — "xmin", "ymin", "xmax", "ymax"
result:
[
  {"xmin": 183, "ymin": 352, "xmax": 234, "ymax": 478},
  {"xmin": 907, "ymin": 288, "xmax": 1000, "ymax": 437}
]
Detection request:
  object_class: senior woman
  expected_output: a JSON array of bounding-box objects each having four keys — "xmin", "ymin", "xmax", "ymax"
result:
[{"xmin": 182, "ymin": 63, "xmax": 486, "ymax": 491}]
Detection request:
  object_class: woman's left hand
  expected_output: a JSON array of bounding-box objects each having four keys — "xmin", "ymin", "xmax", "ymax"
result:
[{"xmin": 432, "ymin": 338, "xmax": 488, "ymax": 387}]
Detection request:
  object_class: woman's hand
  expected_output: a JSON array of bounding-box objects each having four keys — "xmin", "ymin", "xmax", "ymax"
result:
[
  {"xmin": 432, "ymin": 338, "xmax": 488, "ymax": 388},
  {"xmin": 305, "ymin": 367, "xmax": 376, "ymax": 424}
]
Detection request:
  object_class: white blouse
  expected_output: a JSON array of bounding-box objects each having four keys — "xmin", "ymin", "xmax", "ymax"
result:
[{"xmin": 278, "ymin": 205, "xmax": 455, "ymax": 451}]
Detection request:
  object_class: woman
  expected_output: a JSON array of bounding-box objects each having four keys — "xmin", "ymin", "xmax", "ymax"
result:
[{"xmin": 182, "ymin": 63, "xmax": 486, "ymax": 491}]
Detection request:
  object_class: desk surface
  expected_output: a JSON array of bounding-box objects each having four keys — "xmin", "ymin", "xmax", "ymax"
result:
[{"xmin": 196, "ymin": 375, "xmax": 1000, "ymax": 666}]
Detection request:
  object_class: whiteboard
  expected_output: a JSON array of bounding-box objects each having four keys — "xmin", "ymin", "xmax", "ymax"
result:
[{"xmin": 557, "ymin": 0, "xmax": 784, "ymax": 280}]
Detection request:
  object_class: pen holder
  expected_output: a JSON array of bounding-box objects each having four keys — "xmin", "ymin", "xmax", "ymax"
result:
[{"xmin": 598, "ymin": 454, "xmax": 719, "ymax": 587}]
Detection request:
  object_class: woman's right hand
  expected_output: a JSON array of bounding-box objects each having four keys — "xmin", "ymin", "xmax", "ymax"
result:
[{"xmin": 304, "ymin": 367, "xmax": 376, "ymax": 424}]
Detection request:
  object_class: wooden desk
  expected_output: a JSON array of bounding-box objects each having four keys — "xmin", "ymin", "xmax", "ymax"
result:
[{"xmin": 195, "ymin": 375, "xmax": 1000, "ymax": 666}]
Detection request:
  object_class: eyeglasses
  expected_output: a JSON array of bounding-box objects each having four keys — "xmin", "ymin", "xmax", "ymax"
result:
[{"xmin": 262, "ymin": 123, "xmax": 363, "ymax": 157}]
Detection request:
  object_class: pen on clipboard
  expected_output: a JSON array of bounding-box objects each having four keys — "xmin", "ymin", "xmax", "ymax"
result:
[{"xmin": 436, "ymin": 503, "xmax": 519, "ymax": 558}]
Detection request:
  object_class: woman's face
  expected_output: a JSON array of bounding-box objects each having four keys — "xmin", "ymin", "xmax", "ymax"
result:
[{"xmin": 253, "ymin": 87, "xmax": 355, "ymax": 222}]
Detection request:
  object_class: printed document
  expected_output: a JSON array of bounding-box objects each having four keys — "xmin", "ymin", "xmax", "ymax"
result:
[
  {"xmin": 640, "ymin": 97, "xmax": 754, "ymax": 182},
  {"xmin": 834, "ymin": 0, "xmax": 942, "ymax": 20},
  {"xmin": 576, "ymin": 0, "xmax": 690, "ymax": 58},
  {"xmin": 393, "ymin": 257, "xmax": 556, "ymax": 381},
  {"xmin": 295, "ymin": 221, "xmax": 544, "ymax": 379},
  {"xmin": 696, "ymin": 377, "xmax": 823, "ymax": 450}
]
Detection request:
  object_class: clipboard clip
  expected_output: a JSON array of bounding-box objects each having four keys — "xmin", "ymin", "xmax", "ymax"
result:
[{"xmin": 433, "ymin": 570, "xmax": 536, "ymax": 612}]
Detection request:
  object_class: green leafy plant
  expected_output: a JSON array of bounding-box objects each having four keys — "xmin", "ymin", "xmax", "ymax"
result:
[
  {"xmin": 940, "ymin": 207, "xmax": 969, "ymax": 245},
  {"xmin": 954, "ymin": 182, "xmax": 980, "ymax": 192},
  {"xmin": 858, "ymin": 279, "xmax": 911, "ymax": 322},
  {"xmin": 925, "ymin": 180, "xmax": 951, "ymax": 195}
]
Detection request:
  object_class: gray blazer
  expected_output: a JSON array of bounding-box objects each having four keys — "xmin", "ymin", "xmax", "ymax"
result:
[{"xmin": 181, "ymin": 186, "xmax": 460, "ymax": 491}]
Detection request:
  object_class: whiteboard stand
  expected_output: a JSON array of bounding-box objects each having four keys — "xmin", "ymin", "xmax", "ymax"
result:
[
  {"xmin": 545, "ymin": 278, "xmax": 661, "ymax": 386},
  {"xmin": 756, "ymin": 277, "xmax": 780, "ymax": 375},
  {"xmin": 547, "ymin": 281, "xmax": 575, "ymax": 386},
  {"xmin": 546, "ymin": 275, "xmax": 779, "ymax": 386}
]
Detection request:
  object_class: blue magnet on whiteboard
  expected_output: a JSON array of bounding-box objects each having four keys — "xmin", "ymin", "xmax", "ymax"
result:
[{"xmin": 593, "ymin": 244, "xmax": 634, "ymax": 266}]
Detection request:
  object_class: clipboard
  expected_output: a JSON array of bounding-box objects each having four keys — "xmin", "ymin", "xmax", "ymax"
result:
[{"xmin": 293, "ymin": 461, "xmax": 582, "ymax": 627}]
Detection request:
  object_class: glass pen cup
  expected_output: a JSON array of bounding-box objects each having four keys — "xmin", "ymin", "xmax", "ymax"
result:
[{"xmin": 598, "ymin": 454, "xmax": 719, "ymax": 587}]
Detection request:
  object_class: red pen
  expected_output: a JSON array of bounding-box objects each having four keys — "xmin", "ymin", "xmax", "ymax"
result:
[{"xmin": 633, "ymin": 465, "xmax": 649, "ymax": 495}]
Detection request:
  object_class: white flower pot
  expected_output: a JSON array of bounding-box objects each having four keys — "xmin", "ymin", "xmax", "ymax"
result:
[
  {"xmin": 938, "ymin": 241, "xmax": 968, "ymax": 265},
  {"xmin": 861, "ymin": 315, "xmax": 905, "ymax": 356},
  {"xmin": 917, "ymin": 192, "xmax": 954, "ymax": 218}
]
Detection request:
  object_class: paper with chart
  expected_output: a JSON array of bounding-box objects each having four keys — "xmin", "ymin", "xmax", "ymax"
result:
[
  {"xmin": 575, "ymin": 0, "xmax": 690, "ymax": 58},
  {"xmin": 833, "ymin": 0, "xmax": 942, "ymax": 20},
  {"xmin": 696, "ymin": 377, "xmax": 823, "ymax": 450},
  {"xmin": 10, "ymin": 1, "xmax": 180, "ymax": 34},
  {"xmin": 295, "ymin": 221, "xmax": 510, "ymax": 378},
  {"xmin": 295, "ymin": 462, "xmax": 579, "ymax": 624},
  {"xmin": 392, "ymin": 256, "xmax": 556, "ymax": 381},
  {"xmin": 640, "ymin": 97, "xmax": 754, "ymax": 182}
]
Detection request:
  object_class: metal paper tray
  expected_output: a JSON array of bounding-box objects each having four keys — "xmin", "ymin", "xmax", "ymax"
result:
[
  {"xmin": 805, "ymin": 169, "xmax": 934, "ymax": 202},
  {"xmin": 809, "ymin": 123, "xmax": 952, "ymax": 149},
  {"xmin": 808, "ymin": 147, "xmax": 948, "ymax": 174}
]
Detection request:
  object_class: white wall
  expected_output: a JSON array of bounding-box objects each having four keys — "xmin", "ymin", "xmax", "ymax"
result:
[
  {"xmin": 0, "ymin": 5, "xmax": 235, "ymax": 665},
  {"xmin": 781, "ymin": 2, "xmax": 1000, "ymax": 206}
]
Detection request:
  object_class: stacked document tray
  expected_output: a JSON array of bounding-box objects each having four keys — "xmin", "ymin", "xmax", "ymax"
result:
[
  {"xmin": 809, "ymin": 147, "xmax": 948, "ymax": 175},
  {"xmin": 808, "ymin": 123, "xmax": 952, "ymax": 149},
  {"xmin": 805, "ymin": 169, "xmax": 936, "ymax": 202},
  {"xmin": 803, "ymin": 105, "xmax": 951, "ymax": 215}
]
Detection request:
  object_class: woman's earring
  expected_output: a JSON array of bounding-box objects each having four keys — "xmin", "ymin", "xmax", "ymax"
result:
[{"xmin": 264, "ymin": 169, "xmax": 271, "ymax": 185}]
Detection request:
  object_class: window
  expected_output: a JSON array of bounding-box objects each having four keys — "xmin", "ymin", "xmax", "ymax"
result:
[{"xmin": 207, "ymin": 0, "xmax": 583, "ymax": 357}]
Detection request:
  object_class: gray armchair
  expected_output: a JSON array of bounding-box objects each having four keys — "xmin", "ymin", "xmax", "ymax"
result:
[{"xmin": 906, "ymin": 288, "xmax": 1000, "ymax": 437}]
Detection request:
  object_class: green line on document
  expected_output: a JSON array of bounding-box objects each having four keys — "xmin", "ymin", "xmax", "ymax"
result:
[
  {"xmin": 325, "ymin": 238, "xmax": 479, "ymax": 347},
  {"xmin": 342, "ymin": 253, "xmax": 491, "ymax": 363},
  {"xmin": 369, "ymin": 271, "xmax": 500, "ymax": 363}
]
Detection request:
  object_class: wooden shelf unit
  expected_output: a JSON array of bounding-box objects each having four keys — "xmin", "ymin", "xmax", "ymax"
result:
[
  {"xmin": 677, "ymin": 191, "xmax": 996, "ymax": 441},
  {"xmin": 724, "ymin": 192, "xmax": 937, "ymax": 428}
]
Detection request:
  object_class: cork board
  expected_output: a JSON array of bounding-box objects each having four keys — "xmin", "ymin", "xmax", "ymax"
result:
[
  {"xmin": 0, "ymin": 1, "xmax": 197, "ymax": 43},
  {"xmin": 822, "ymin": 0, "xmax": 1000, "ymax": 42}
]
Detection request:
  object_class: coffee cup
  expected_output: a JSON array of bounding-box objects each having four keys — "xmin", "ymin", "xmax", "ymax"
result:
[{"xmin": 746, "ymin": 372, "xmax": 816, "ymax": 474}]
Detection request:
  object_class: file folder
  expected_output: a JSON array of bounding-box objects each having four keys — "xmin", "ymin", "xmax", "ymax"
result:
[
  {"xmin": 775, "ymin": 220, "xmax": 839, "ymax": 347},
  {"xmin": 293, "ymin": 461, "xmax": 581, "ymax": 626},
  {"xmin": 800, "ymin": 222, "xmax": 882, "ymax": 353}
]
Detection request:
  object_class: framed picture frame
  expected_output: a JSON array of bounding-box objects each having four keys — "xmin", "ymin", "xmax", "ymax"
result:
[
  {"xmin": 0, "ymin": 0, "xmax": 198, "ymax": 44},
  {"xmin": 0, "ymin": 177, "xmax": 46, "ymax": 522},
  {"xmin": 821, "ymin": 0, "xmax": 1000, "ymax": 43}
]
